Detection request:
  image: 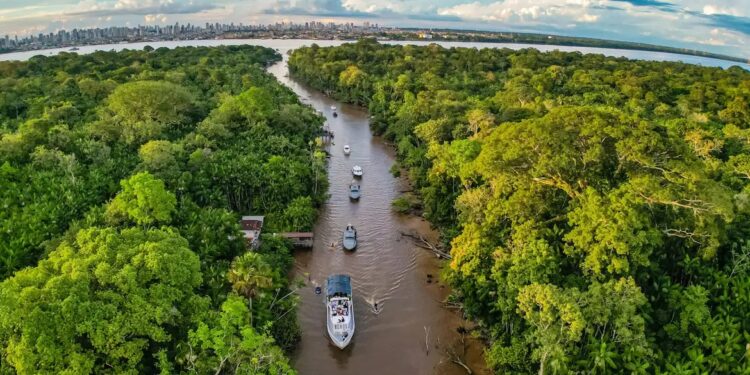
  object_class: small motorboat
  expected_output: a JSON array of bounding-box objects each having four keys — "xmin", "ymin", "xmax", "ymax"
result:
[
  {"xmin": 352, "ymin": 165, "xmax": 363, "ymax": 177},
  {"xmin": 326, "ymin": 274, "xmax": 355, "ymax": 349},
  {"xmin": 343, "ymin": 145, "xmax": 351, "ymax": 155},
  {"xmin": 349, "ymin": 181, "xmax": 361, "ymax": 200},
  {"xmin": 343, "ymin": 224, "xmax": 357, "ymax": 250},
  {"xmin": 331, "ymin": 105, "xmax": 338, "ymax": 117}
]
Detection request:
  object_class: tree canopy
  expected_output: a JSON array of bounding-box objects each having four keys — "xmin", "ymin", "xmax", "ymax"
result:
[
  {"xmin": 106, "ymin": 171, "xmax": 176, "ymax": 226},
  {"xmin": 0, "ymin": 45, "xmax": 324, "ymax": 373},
  {"xmin": 289, "ymin": 40, "xmax": 750, "ymax": 374},
  {"xmin": 0, "ymin": 226, "xmax": 204, "ymax": 374}
]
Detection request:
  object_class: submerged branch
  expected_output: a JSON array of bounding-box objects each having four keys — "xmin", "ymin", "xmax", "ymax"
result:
[
  {"xmin": 400, "ymin": 231, "xmax": 452, "ymax": 259},
  {"xmin": 445, "ymin": 328, "xmax": 473, "ymax": 375}
]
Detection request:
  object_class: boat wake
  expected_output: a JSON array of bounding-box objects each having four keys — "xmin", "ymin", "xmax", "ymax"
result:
[{"xmin": 364, "ymin": 296, "xmax": 383, "ymax": 315}]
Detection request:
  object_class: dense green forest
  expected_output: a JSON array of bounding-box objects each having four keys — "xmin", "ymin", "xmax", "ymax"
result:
[
  {"xmin": 289, "ymin": 40, "xmax": 750, "ymax": 373},
  {"xmin": 0, "ymin": 45, "xmax": 327, "ymax": 373}
]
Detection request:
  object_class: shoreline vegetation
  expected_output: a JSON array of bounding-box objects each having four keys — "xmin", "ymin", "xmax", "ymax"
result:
[
  {"xmin": 0, "ymin": 45, "xmax": 328, "ymax": 373},
  {"xmin": 395, "ymin": 28, "xmax": 749, "ymax": 64},
  {"xmin": 288, "ymin": 39, "xmax": 750, "ymax": 374},
  {"xmin": 1, "ymin": 27, "xmax": 748, "ymax": 66}
]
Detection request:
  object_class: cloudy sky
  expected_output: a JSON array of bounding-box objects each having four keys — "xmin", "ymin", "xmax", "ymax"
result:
[{"xmin": 0, "ymin": 0, "xmax": 748, "ymax": 57}]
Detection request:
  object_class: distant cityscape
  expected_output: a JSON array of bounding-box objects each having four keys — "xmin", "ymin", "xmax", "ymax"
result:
[
  {"xmin": 0, "ymin": 21, "xmax": 391, "ymax": 52},
  {"xmin": 0, "ymin": 21, "xmax": 746, "ymax": 64}
]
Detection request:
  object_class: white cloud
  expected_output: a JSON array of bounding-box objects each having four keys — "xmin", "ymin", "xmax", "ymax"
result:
[
  {"xmin": 577, "ymin": 13, "xmax": 599, "ymax": 22},
  {"xmin": 341, "ymin": 0, "xmax": 438, "ymax": 14},
  {"xmin": 702, "ymin": 5, "xmax": 740, "ymax": 16},
  {"xmin": 144, "ymin": 13, "xmax": 167, "ymax": 23},
  {"xmin": 67, "ymin": 0, "xmax": 219, "ymax": 17},
  {"xmin": 437, "ymin": 0, "xmax": 604, "ymax": 25}
]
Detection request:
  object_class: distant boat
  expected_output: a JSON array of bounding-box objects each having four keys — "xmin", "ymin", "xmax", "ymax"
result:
[
  {"xmin": 343, "ymin": 224, "xmax": 357, "ymax": 250},
  {"xmin": 332, "ymin": 105, "xmax": 338, "ymax": 117},
  {"xmin": 349, "ymin": 181, "xmax": 361, "ymax": 200},
  {"xmin": 343, "ymin": 145, "xmax": 351, "ymax": 155},
  {"xmin": 352, "ymin": 165, "xmax": 363, "ymax": 177},
  {"xmin": 68, "ymin": 47, "xmax": 79, "ymax": 51},
  {"xmin": 326, "ymin": 274, "xmax": 355, "ymax": 349}
]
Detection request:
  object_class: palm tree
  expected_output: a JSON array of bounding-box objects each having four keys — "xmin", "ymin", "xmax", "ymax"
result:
[{"xmin": 228, "ymin": 252, "xmax": 274, "ymax": 326}]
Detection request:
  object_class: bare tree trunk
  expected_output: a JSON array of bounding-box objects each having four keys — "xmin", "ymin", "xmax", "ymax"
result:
[
  {"xmin": 400, "ymin": 231, "xmax": 452, "ymax": 259},
  {"xmin": 539, "ymin": 352, "xmax": 546, "ymax": 375}
]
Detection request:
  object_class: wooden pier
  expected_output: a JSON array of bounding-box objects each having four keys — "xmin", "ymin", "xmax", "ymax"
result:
[
  {"xmin": 279, "ymin": 232, "xmax": 314, "ymax": 248},
  {"xmin": 239, "ymin": 215, "xmax": 314, "ymax": 249}
]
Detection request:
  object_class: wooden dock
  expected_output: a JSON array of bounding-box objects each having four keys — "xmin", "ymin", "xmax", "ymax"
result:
[{"xmin": 280, "ymin": 232, "xmax": 314, "ymax": 248}]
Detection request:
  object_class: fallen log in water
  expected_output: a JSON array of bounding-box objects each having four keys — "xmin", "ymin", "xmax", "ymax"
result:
[
  {"xmin": 446, "ymin": 327, "xmax": 473, "ymax": 374},
  {"xmin": 400, "ymin": 231, "xmax": 452, "ymax": 260}
]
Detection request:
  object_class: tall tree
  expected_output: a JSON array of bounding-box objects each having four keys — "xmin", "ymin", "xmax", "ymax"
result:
[{"xmin": 0, "ymin": 226, "xmax": 205, "ymax": 374}]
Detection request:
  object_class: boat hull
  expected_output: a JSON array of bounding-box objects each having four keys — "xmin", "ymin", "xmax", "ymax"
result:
[
  {"xmin": 327, "ymin": 321, "xmax": 354, "ymax": 349},
  {"xmin": 349, "ymin": 185, "xmax": 361, "ymax": 200},
  {"xmin": 326, "ymin": 275, "xmax": 355, "ymax": 349},
  {"xmin": 352, "ymin": 166, "xmax": 363, "ymax": 177},
  {"xmin": 343, "ymin": 238, "xmax": 357, "ymax": 250}
]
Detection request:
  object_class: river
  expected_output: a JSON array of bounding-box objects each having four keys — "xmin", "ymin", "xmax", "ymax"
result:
[
  {"xmin": 267, "ymin": 53, "xmax": 487, "ymax": 375},
  {"xmin": 1, "ymin": 39, "xmax": 749, "ymax": 70}
]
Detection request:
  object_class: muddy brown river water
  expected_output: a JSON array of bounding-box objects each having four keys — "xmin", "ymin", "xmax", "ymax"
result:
[{"xmin": 267, "ymin": 55, "xmax": 487, "ymax": 375}]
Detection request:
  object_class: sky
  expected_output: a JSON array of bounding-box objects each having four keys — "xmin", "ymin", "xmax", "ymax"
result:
[{"xmin": 0, "ymin": 0, "xmax": 748, "ymax": 58}]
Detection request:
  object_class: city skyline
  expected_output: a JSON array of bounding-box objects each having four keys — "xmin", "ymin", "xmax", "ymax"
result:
[
  {"xmin": 0, "ymin": 1, "xmax": 749, "ymax": 57},
  {"xmin": 0, "ymin": 21, "xmax": 387, "ymax": 51}
]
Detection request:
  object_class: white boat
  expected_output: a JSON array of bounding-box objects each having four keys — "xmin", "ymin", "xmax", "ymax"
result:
[
  {"xmin": 352, "ymin": 165, "xmax": 363, "ymax": 177},
  {"xmin": 326, "ymin": 274, "xmax": 355, "ymax": 349},
  {"xmin": 349, "ymin": 181, "xmax": 361, "ymax": 200},
  {"xmin": 343, "ymin": 224, "xmax": 357, "ymax": 250},
  {"xmin": 332, "ymin": 105, "xmax": 338, "ymax": 117},
  {"xmin": 343, "ymin": 145, "xmax": 351, "ymax": 155}
]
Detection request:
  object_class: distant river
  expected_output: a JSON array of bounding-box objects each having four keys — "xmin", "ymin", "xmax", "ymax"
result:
[{"xmin": 1, "ymin": 38, "xmax": 749, "ymax": 70}]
